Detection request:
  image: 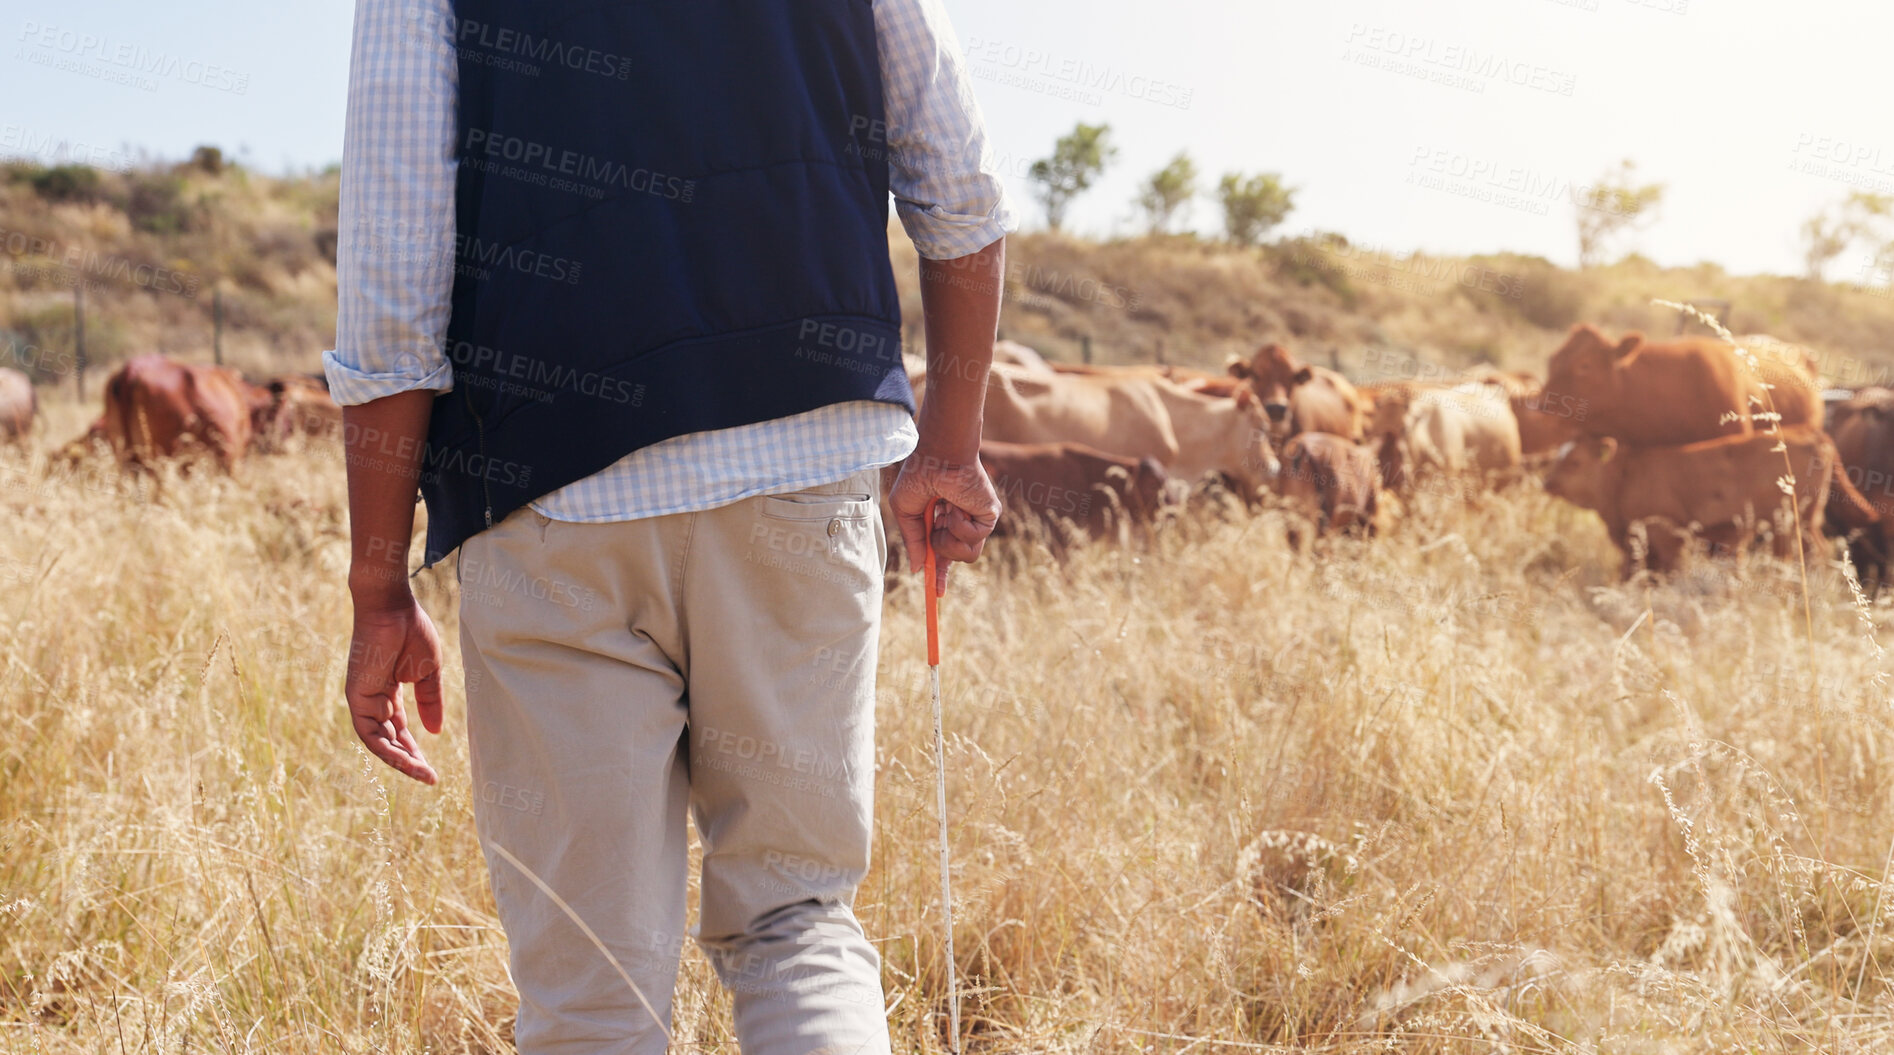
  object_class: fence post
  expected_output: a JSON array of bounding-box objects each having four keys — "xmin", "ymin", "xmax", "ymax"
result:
[
  {"xmin": 1156, "ymin": 337, "xmax": 1167, "ymax": 366},
  {"xmin": 1081, "ymin": 335, "xmax": 1092, "ymax": 364},
  {"xmin": 73, "ymin": 283, "xmax": 86, "ymax": 401},
  {"xmin": 213, "ymin": 286, "xmax": 224, "ymax": 366}
]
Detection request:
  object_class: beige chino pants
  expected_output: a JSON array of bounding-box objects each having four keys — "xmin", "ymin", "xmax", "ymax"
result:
[{"xmin": 457, "ymin": 468, "xmax": 892, "ymax": 1055}]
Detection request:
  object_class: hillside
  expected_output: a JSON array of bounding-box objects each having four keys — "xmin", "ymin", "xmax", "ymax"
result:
[{"xmin": 8, "ymin": 155, "xmax": 1894, "ymax": 397}]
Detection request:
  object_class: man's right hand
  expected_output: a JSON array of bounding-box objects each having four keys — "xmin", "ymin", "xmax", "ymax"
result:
[
  {"xmin": 899, "ymin": 236, "xmax": 1006, "ymax": 595},
  {"xmin": 889, "ymin": 444, "xmax": 1001, "ymax": 596},
  {"xmin": 345, "ymin": 591, "xmax": 445, "ymax": 785}
]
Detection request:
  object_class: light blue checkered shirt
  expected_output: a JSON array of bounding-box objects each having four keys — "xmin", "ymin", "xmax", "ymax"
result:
[{"xmin": 324, "ymin": 0, "xmax": 1014, "ymax": 523}]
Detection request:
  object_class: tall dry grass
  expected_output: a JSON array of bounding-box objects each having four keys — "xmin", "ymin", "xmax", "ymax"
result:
[{"xmin": 3, "ymin": 392, "xmax": 1894, "ymax": 1052}]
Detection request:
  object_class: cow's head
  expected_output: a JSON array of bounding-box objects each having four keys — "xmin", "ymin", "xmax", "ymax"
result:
[
  {"xmin": 1545, "ymin": 325, "xmax": 1640, "ymax": 408},
  {"xmin": 1542, "ymin": 435, "xmax": 1619, "ymax": 513},
  {"xmin": 1366, "ymin": 384, "xmax": 1414, "ymax": 444},
  {"xmin": 1230, "ymin": 343, "xmax": 1311, "ymax": 424}
]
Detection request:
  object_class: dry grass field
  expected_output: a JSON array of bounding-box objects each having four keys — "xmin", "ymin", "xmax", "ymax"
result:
[{"xmin": 4, "ymin": 390, "xmax": 1894, "ymax": 1053}]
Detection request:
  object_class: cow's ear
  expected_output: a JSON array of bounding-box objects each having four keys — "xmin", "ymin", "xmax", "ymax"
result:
[
  {"xmin": 1613, "ymin": 334, "xmax": 1644, "ymax": 360},
  {"xmin": 1293, "ymin": 366, "xmax": 1315, "ymax": 384},
  {"xmin": 1227, "ymin": 359, "xmax": 1252, "ymax": 379}
]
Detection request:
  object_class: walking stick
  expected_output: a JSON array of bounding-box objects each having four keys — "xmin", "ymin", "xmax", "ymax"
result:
[{"xmin": 923, "ymin": 501, "xmax": 960, "ymax": 1054}]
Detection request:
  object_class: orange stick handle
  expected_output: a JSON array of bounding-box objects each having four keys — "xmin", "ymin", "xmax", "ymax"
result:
[{"xmin": 923, "ymin": 500, "xmax": 940, "ymax": 666}]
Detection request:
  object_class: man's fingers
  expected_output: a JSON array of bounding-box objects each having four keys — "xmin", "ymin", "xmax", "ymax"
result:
[
  {"xmin": 351, "ymin": 707, "xmax": 439, "ymax": 784},
  {"xmin": 930, "ymin": 506, "xmax": 990, "ymax": 564},
  {"xmin": 895, "ymin": 510, "xmax": 930, "ymax": 575},
  {"xmin": 348, "ymin": 683, "xmax": 438, "ymax": 784},
  {"xmin": 414, "ymin": 668, "xmax": 445, "ymax": 735}
]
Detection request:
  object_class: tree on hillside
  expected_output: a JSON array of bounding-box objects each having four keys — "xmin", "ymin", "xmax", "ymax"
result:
[
  {"xmin": 1217, "ymin": 171, "xmax": 1295, "ymax": 247},
  {"xmin": 1802, "ymin": 191, "xmax": 1893, "ymax": 281},
  {"xmin": 1028, "ymin": 123, "xmax": 1117, "ymax": 231},
  {"xmin": 190, "ymin": 145, "xmax": 225, "ymax": 175},
  {"xmin": 1572, "ymin": 159, "xmax": 1663, "ymax": 269},
  {"xmin": 1135, "ymin": 152, "xmax": 1198, "ymax": 235}
]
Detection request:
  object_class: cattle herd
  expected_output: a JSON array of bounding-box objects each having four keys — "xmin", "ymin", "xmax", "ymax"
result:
[
  {"xmin": 923, "ymin": 326, "xmax": 1894, "ymax": 587},
  {"xmin": 4, "ymin": 328, "xmax": 1892, "ymax": 588}
]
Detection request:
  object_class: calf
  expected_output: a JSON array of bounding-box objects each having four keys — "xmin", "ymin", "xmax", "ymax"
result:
[
  {"xmin": 1543, "ymin": 425, "xmax": 1836, "ymax": 577},
  {"xmin": 1274, "ymin": 432, "xmax": 1382, "ymax": 539}
]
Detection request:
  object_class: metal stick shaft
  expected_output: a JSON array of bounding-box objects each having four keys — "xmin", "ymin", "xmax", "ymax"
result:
[
  {"xmin": 921, "ymin": 500, "xmax": 958, "ymax": 1053},
  {"xmin": 929, "ymin": 662, "xmax": 958, "ymax": 1054}
]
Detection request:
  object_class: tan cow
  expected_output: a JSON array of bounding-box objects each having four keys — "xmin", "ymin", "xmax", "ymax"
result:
[
  {"xmin": 0, "ymin": 367, "xmax": 35, "ymax": 442},
  {"xmin": 991, "ymin": 340, "xmax": 1055, "ymax": 374},
  {"xmin": 1367, "ymin": 381, "xmax": 1522, "ymax": 494},
  {"xmin": 981, "ymin": 363, "xmax": 1279, "ymax": 500},
  {"xmin": 1465, "ymin": 367, "xmax": 1583, "ymax": 456}
]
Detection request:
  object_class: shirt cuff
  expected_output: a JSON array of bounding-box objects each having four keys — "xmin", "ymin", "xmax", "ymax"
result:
[
  {"xmin": 897, "ymin": 198, "xmax": 1019, "ymax": 260},
  {"xmin": 322, "ymin": 348, "xmax": 455, "ymax": 406}
]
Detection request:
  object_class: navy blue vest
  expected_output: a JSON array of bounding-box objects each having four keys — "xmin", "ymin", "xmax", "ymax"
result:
[{"xmin": 420, "ymin": 0, "xmax": 912, "ymax": 565}]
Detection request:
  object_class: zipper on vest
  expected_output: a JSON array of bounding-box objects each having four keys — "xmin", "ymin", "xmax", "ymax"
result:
[{"xmin": 461, "ymin": 386, "xmax": 495, "ymax": 528}]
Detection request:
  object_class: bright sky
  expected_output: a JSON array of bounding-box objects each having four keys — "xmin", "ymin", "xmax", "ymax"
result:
[{"xmin": 3, "ymin": 0, "xmax": 1889, "ymax": 277}]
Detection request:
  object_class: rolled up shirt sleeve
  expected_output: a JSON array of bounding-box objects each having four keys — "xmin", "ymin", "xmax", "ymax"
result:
[
  {"xmin": 874, "ymin": 0, "xmax": 1018, "ymax": 261},
  {"xmin": 322, "ymin": 0, "xmax": 459, "ymax": 406}
]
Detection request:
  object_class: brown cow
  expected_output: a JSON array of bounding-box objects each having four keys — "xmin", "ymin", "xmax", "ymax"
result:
[
  {"xmin": 0, "ymin": 367, "xmax": 35, "ymax": 442},
  {"xmin": 1825, "ymin": 387, "xmax": 1894, "ymax": 587},
  {"xmin": 1543, "ymin": 426, "xmax": 1837, "ymax": 577},
  {"xmin": 1228, "ymin": 343, "xmax": 1366, "ymax": 441},
  {"xmin": 82, "ymin": 355, "xmax": 267, "ymax": 470},
  {"xmin": 1736, "ymin": 333, "xmax": 1827, "ymax": 414},
  {"xmin": 980, "ymin": 440, "xmax": 1171, "ymax": 550},
  {"xmin": 981, "ymin": 363, "xmax": 1279, "ymax": 500},
  {"xmin": 1543, "ymin": 324, "xmax": 1821, "ymax": 445},
  {"xmin": 1274, "ymin": 432, "xmax": 1382, "ymax": 539}
]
